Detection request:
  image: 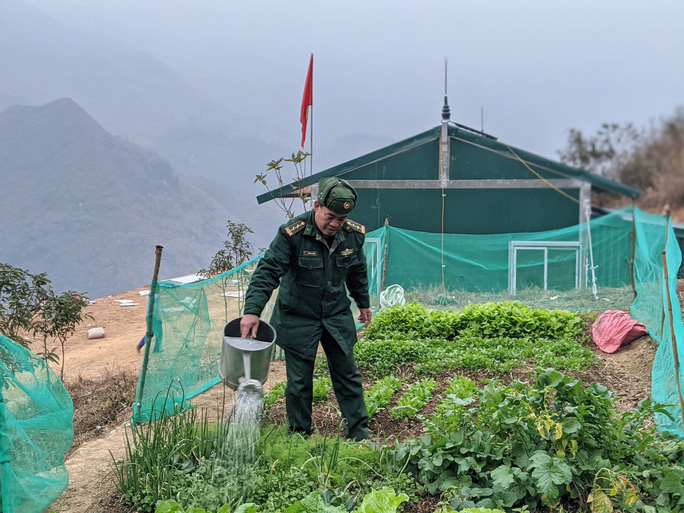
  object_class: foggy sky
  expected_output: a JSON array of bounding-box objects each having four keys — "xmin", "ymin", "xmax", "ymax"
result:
[{"xmin": 24, "ymin": 0, "xmax": 684, "ymax": 171}]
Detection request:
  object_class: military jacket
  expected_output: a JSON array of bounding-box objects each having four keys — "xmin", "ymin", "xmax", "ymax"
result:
[{"xmin": 243, "ymin": 210, "xmax": 370, "ymax": 360}]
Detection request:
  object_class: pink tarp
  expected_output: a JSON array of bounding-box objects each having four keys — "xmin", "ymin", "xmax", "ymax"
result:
[{"xmin": 592, "ymin": 309, "xmax": 648, "ymax": 354}]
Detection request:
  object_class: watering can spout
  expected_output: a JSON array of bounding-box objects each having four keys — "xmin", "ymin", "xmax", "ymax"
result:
[{"xmin": 220, "ymin": 317, "xmax": 277, "ymax": 391}]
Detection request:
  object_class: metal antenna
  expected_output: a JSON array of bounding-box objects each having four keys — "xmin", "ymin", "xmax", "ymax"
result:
[{"xmin": 442, "ymin": 59, "xmax": 450, "ymax": 121}]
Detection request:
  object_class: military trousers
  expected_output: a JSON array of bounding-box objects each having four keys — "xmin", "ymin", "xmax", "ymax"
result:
[{"xmin": 283, "ymin": 328, "xmax": 370, "ymax": 441}]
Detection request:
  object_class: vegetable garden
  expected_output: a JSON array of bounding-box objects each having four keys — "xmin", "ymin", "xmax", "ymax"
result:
[{"xmin": 112, "ymin": 301, "xmax": 684, "ymax": 513}]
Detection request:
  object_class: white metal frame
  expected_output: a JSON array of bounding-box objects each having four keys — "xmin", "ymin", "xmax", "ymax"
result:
[{"xmin": 508, "ymin": 241, "xmax": 582, "ymax": 295}]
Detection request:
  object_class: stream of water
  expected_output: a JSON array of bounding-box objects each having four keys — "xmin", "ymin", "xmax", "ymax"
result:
[
  {"xmin": 225, "ymin": 383, "xmax": 264, "ymax": 465},
  {"xmin": 209, "ymin": 353, "xmax": 266, "ymax": 507}
]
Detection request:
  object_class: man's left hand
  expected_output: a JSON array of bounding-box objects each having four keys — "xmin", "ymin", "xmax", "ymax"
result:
[{"xmin": 358, "ymin": 308, "xmax": 372, "ymax": 326}]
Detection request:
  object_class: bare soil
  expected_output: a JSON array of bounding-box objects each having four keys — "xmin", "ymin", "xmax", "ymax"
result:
[{"xmin": 43, "ymin": 284, "xmax": 663, "ymax": 513}]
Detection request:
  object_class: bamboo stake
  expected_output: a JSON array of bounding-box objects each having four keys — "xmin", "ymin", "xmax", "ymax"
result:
[
  {"xmin": 133, "ymin": 245, "xmax": 164, "ymax": 422},
  {"xmin": 661, "ymin": 213, "xmax": 684, "ymax": 430}
]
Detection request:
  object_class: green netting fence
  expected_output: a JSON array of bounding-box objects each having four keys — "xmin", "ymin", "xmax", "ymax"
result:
[
  {"xmin": 0, "ymin": 335, "xmax": 73, "ymax": 513},
  {"xmin": 133, "ymin": 206, "xmax": 684, "ymax": 437}
]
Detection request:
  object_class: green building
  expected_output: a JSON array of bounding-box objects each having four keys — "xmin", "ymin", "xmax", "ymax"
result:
[{"xmin": 257, "ymin": 100, "xmax": 641, "ymax": 235}]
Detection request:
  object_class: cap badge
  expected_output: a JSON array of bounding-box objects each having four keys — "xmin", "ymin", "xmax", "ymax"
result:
[{"xmin": 343, "ymin": 201, "xmax": 350, "ymax": 210}]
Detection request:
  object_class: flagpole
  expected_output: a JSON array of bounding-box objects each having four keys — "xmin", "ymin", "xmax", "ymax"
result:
[
  {"xmin": 300, "ymin": 53, "xmax": 314, "ymax": 177},
  {"xmin": 309, "ymin": 56, "xmax": 313, "ymax": 177}
]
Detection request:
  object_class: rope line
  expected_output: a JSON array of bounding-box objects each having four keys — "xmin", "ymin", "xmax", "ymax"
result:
[
  {"xmin": 441, "ymin": 183, "xmax": 446, "ymax": 288},
  {"xmin": 500, "ymin": 141, "xmax": 581, "ymax": 205}
]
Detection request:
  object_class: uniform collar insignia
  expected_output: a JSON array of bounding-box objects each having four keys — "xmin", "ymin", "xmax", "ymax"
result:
[{"xmin": 284, "ymin": 220, "xmax": 306, "ymax": 237}]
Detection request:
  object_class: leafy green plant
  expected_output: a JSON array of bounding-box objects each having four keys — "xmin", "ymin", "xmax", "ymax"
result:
[
  {"xmin": 280, "ymin": 487, "xmax": 407, "ymax": 513},
  {"xmin": 173, "ymin": 456, "xmax": 261, "ymax": 512},
  {"xmin": 355, "ymin": 334, "xmax": 593, "ymax": 379},
  {"xmin": 313, "ymin": 377, "xmax": 333, "ymax": 403},
  {"xmin": 436, "ymin": 503, "xmax": 505, "ymax": 513},
  {"xmin": 355, "ymin": 302, "xmax": 593, "ymax": 380},
  {"xmin": 263, "ymin": 381, "xmax": 286, "ymax": 408},
  {"xmin": 364, "ymin": 303, "xmax": 457, "ymax": 341},
  {"xmin": 154, "ymin": 500, "xmax": 245, "ymax": 512},
  {"xmin": 421, "ymin": 375, "xmax": 477, "ymax": 435},
  {"xmin": 365, "ymin": 301, "xmax": 583, "ymax": 342},
  {"xmin": 391, "ymin": 369, "xmax": 684, "ymax": 512},
  {"xmin": 37, "ymin": 290, "xmax": 92, "ymax": 378},
  {"xmin": 199, "ymin": 220, "xmax": 255, "ymax": 277},
  {"xmin": 251, "ymin": 464, "xmax": 316, "ymax": 512},
  {"xmin": 364, "ymin": 376, "xmax": 401, "ymax": 418},
  {"xmin": 255, "ymin": 151, "xmax": 310, "ymax": 219},
  {"xmin": 0, "ymin": 263, "xmax": 91, "ymax": 371},
  {"xmin": 390, "ymin": 378, "xmax": 437, "ymax": 420},
  {"xmin": 155, "ymin": 487, "xmax": 409, "ymax": 513},
  {"xmin": 356, "ymin": 487, "xmax": 408, "ymax": 513},
  {"xmin": 432, "ymin": 293, "xmax": 456, "ymax": 306},
  {"xmin": 199, "ymin": 219, "xmax": 255, "ymax": 319},
  {"xmin": 0, "ymin": 263, "xmax": 52, "ymax": 346},
  {"xmin": 255, "ymin": 426, "xmax": 416, "ymax": 507}
]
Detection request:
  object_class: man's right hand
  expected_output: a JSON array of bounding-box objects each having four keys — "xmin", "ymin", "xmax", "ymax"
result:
[{"xmin": 240, "ymin": 314, "xmax": 260, "ymax": 338}]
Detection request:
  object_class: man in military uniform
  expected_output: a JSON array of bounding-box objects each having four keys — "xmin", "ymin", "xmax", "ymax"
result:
[{"xmin": 241, "ymin": 177, "xmax": 372, "ymax": 441}]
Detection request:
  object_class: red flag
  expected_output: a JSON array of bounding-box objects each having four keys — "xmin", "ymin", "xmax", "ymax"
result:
[{"xmin": 300, "ymin": 54, "xmax": 313, "ymax": 147}]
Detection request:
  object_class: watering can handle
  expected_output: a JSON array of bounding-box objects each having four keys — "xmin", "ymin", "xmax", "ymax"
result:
[{"xmin": 240, "ymin": 314, "xmax": 260, "ymax": 338}]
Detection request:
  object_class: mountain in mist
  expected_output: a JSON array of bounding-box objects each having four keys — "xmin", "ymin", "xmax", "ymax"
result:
[
  {"xmin": 0, "ymin": 98, "xmax": 257, "ymax": 298},
  {"xmin": 0, "ymin": 0, "xmax": 219, "ymax": 146},
  {"xmin": 0, "ymin": 0, "xmax": 292, "ymax": 193}
]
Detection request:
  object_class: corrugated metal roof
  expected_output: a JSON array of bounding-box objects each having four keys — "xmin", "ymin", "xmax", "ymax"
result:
[{"xmin": 451, "ymin": 127, "xmax": 641, "ymax": 198}]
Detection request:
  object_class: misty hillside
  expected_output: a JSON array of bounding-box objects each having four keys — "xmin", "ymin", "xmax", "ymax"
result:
[
  {"xmin": 0, "ymin": 98, "xmax": 264, "ymax": 298},
  {"xmin": 0, "ymin": 0, "xmax": 293, "ymax": 194},
  {"xmin": 0, "ymin": 0, "xmax": 217, "ymax": 146}
]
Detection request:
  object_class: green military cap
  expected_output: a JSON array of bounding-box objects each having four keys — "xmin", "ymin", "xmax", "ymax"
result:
[{"xmin": 317, "ymin": 177, "xmax": 357, "ymax": 214}]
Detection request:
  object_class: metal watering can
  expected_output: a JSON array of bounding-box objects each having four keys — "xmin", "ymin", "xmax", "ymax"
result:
[{"xmin": 220, "ymin": 317, "xmax": 276, "ymax": 397}]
